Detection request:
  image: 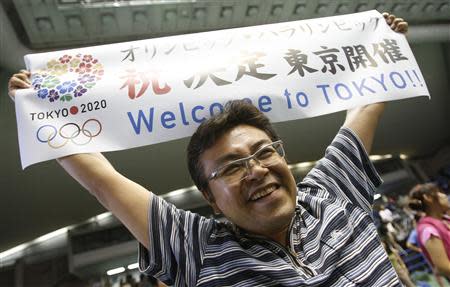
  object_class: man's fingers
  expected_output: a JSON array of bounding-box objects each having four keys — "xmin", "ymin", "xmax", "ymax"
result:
[
  {"xmin": 19, "ymin": 69, "xmax": 31, "ymax": 76},
  {"xmin": 383, "ymin": 13, "xmax": 408, "ymax": 34},
  {"xmin": 9, "ymin": 76, "xmax": 31, "ymax": 90},
  {"xmin": 7, "ymin": 70, "xmax": 31, "ymax": 101},
  {"xmin": 391, "ymin": 18, "xmax": 404, "ymax": 28},
  {"xmin": 8, "ymin": 77, "xmax": 30, "ymax": 101},
  {"xmin": 14, "ymin": 72, "xmax": 31, "ymax": 84},
  {"xmin": 395, "ymin": 22, "xmax": 408, "ymax": 33},
  {"xmin": 387, "ymin": 14, "xmax": 396, "ymax": 25}
]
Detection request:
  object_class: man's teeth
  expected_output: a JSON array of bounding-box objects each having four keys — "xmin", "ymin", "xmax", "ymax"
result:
[{"xmin": 250, "ymin": 185, "xmax": 277, "ymax": 201}]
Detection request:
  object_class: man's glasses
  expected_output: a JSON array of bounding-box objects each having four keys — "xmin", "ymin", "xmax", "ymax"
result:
[{"xmin": 207, "ymin": 140, "xmax": 285, "ymax": 185}]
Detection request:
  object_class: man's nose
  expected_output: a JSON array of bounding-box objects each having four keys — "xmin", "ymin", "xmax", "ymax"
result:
[{"xmin": 245, "ymin": 158, "xmax": 269, "ymax": 181}]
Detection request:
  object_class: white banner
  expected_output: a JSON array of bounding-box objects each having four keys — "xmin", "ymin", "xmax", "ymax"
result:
[{"xmin": 16, "ymin": 10, "xmax": 429, "ymax": 168}]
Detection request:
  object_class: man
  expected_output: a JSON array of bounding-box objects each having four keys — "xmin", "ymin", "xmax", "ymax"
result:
[{"xmin": 8, "ymin": 13, "xmax": 408, "ymax": 286}]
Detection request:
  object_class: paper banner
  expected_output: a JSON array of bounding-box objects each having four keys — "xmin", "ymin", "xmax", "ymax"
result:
[{"xmin": 15, "ymin": 10, "xmax": 429, "ymax": 168}]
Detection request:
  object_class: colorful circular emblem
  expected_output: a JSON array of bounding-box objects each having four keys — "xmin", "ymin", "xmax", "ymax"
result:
[{"xmin": 32, "ymin": 54, "xmax": 104, "ymax": 103}]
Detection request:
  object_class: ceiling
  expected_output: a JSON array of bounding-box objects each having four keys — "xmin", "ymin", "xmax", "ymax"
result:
[
  {"xmin": 0, "ymin": 0, "xmax": 449, "ymax": 256},
  {"xmin": 7, "ymin": 0, "xmax": 450, "ymax": 50}
]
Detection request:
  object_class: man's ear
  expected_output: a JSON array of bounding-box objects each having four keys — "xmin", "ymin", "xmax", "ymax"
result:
[{"xmin": 201, "ymin": 189, "xmax": 221, "ymax": 215}]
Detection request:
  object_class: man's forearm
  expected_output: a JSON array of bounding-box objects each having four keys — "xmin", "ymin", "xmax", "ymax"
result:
[
  {"xmin": 57, "ymin": 152, "xmax": 151, "ymax": 248},
  {"xmin": 56, "ymin": 153, "xmax": 116, "ymax": 199},
  {"xmin": 343, "ymin": 102, "xmax": 386, "ymax": 154}
]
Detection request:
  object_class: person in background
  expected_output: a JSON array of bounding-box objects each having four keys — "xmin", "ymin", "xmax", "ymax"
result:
[
  {"xmin": 379, "ymin": 203, "xmax": 404, "ymax": 252},
  {"xmin": 406, "ymin": 214, "xmax": 424, "ymax": 254},
  {"xmin": 409, "ymin": 183, "xmax": 450, "ymax": 279},
  {"xmin": 406, "ymin": 210, "xmax": 448, "ymax": 287},
  {"xmin": 381, "ymin": 239, "xmax": 415, "ymax": 287}
]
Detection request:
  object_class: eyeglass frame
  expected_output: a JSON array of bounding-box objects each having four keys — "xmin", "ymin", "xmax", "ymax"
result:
[{"xmin": 207, "ymin": 140, "xmax": 285, "ymax": 183}]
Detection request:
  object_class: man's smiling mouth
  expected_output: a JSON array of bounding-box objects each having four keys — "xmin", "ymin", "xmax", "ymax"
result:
[{"xmin": 249, "ymin": 184, "xmax": 279, "ymax": 201}]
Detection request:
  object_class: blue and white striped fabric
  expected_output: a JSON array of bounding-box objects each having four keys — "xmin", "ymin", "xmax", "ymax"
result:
[{"xmin": 138, "ymin": 127, "xmax": 401, "ymax": 286}]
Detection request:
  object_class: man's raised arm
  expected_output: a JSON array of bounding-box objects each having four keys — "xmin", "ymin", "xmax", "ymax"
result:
[
  {"xmin": 342, "ymin": 103, "xmax": 385, "ymax": 154},
  {"xmin": 343, "ymin": 13, "xmax": 408, "ymax": 154},
  {"xmin": 56, "ymin": 153, "xmax": 151, "ymax": 249},
  {"xmin": 8, "ymin": 73, "xmax": 151, "ymax": 249}
]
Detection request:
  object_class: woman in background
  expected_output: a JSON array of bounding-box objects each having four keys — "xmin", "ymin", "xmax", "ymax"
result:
[{"xmin": 409, "ymin": 183, "xmax": 450, "ymax": 279}]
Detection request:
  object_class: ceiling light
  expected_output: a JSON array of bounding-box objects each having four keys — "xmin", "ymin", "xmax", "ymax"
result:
[
  {"xmin": 369, "ymin": 154, "xmax": 392, "ymax": 161},
  {"xmin": 107, "ymin": 266, "xmax": 125, "ymax": 276},
  {"xmin": 0, "ymin": 243, "xmax": 28, "ymax": 260},
  {"xmin": 33, "ymin": 227, "xmax": 68, "ymax": 244},
  {"xmin": 288, "ymin": 161, "xmax": 315, "ymax": 169},
  {"xmin": 127, "ymin": 262, "xmax": 139, "ymax": 269},
  {"xmin": 95, "ymin": 212, "xmax": 112, "ymax": 221}
]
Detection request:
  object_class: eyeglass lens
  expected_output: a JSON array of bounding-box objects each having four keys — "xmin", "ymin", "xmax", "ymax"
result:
[{"xmin": 219, "ymin": 142, "xmax": 284, "ymax": 184}]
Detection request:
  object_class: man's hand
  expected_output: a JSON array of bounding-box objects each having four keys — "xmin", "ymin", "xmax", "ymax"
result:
[
  {"xmin": 8, "ymin": 70, "xmax": 31, "ymax": 101},
  {"xmin": 382, "ymin": 12, "xmax": 408, "ymax": 33}
]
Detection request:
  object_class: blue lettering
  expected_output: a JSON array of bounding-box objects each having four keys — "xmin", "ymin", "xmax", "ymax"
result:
[
  {"xmin": 295, "ymin": 92, "xmax": 309, "ymax": 107},
  {"xmin": 334, "ymin": 83, "xmax": 352, "ymax": 100},
  {"xmin": 371, "ymin": 73, "xmax": 388, "ymax": 91},
  {"xmin": 209, "ymin": 103, "xmax": 223, "ymax": 116},
  {"xmin": 390, "ymin": 72, "xmax": 407, "ymax": 89},
  {"xmin": 161, "ymin": 111, "xmax": 176, "ymax": 129},
  {"xmin": 352, "ymin": 78, "xmax": 375, "ymax": 96},
  {"xmin": 127, "ymin": 108, "xmax": 154, "ymax": 135},
  {"xmin": 316, "ymin": 84, "xmax": 331, "ymax": 104},
  {"xmin": 178, "ymin": 102, "xmax": 189, "ymax": 125},
  {"xmin": 283, "ymin": 89, "xmax": 292, "ymax": 109},
  {"xmin": 192, "ymin": 105, "xmax": 205, "ymax": 123},
  {"xmin": 258, "ymin": 95, "xmax": 272, "ymax": 112}
]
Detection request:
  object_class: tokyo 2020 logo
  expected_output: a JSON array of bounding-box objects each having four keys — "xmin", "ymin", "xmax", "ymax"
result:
[{"xmin": 32, "ymin": 54, "xmax": 104, "ymax": 103}]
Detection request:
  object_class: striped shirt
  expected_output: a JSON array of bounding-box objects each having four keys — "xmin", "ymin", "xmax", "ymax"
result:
[{"xmin": 138, "ymin": 128, "xmax": 401, "ymax": 286}]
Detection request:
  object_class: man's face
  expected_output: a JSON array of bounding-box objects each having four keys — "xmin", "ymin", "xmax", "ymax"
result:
[{"xmin": 200, "ymin": 124, "xmax": 297, "ymax": 240}]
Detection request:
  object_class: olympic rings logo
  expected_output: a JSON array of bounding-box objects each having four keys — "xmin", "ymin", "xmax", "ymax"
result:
[{"xmin": 36, "ymin": 119, "xmax": 102, "ymax": 149}]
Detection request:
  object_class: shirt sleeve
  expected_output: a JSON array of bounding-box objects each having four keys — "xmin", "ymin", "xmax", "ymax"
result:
[
  {"xmin": 301, "ymin": 127, "xmax": 382, "ymax": 213},
  {"xmin": 138, "ymin": 194, "xmax": 214, "ymax": 286},
  {"xmin": 407, "ymin": 229, "xmax": 418, "ymax": 245},
  {"xmin": 420, "ymin": 225, "xmax": 441, "ymax": 244}
]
